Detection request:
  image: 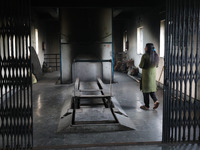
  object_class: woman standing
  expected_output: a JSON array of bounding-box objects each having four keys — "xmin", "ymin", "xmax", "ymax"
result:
[{"xmin": 139, "ymin": 43, "xmax": 159, "ymax": 110}]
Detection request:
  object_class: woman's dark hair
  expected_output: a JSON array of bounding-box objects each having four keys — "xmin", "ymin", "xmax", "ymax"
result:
[{"xmin": 146, "ymin": 43, "xmax": 159, "ymax": 67}]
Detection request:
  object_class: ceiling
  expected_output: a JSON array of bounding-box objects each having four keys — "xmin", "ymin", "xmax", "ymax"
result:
[
  {"xmin": 31, "ymin": 0, "xmax": 166, "ymax": 8},
  {"xmin": 31, "ymin": 0, "xmax": 166, "ymax": 21}
]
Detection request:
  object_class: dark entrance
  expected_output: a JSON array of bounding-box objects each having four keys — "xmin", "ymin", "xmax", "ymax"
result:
[
  {"xmin": 163, "ymin": 0, "xmax": 200, "ymax": 142},
  {"xmin": 0, "ymin": 0, "xmax": 33, "ymax": 149}
]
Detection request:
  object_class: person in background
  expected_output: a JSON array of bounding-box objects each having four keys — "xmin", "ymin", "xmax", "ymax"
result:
[{"xmin": 139, "ymin": 43, "xmax": 160, "ymax": 110}]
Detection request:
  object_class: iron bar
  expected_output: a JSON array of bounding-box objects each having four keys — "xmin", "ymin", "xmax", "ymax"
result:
[
  {"xmin": 183, "ymin": 0, "xmax": 190, "ymax": 141},
  {"xmin": 28, "ymin": 0, "xmax": 33, "ymax": 146},
  {"xmin": 10, "ymin": 10, "xmax": 14, "ymax": 148},
  {"xmin": 169, "ymin": 0, "xmax": 173, "ymax": 141},
  {"xmin": 164, "ymin": 0, "xmax": 200, "ymax": 142},
  {"xmin": 166, "ymin": 0, "xmax": 171, "ymax": 142},
  {"xmin": 162, "ymin": 0, "xmax": 168, "ymax": 141},
  {"xmin": 44, "ymin": 54, "xmax": 60, "ymax": 71},
  {"xmin": 167, "ymin": 0, "xmax": 172, "ymax": 142},
  {"xmin": 193, "ymin": 1, "xmax": 198, "ymax": 141},
  {"xmin": 194, "ymin": 0, "xmax": 200, "ymax": 142},
  {"xmin": 198, "ymin": 1, "xmax": 200, "ymax": 142},
  {"xmin": 170, "ymin": 0, "xmax": 176, "ymax": 141},
  {"xmin": 167, "ymin": 0, "xmax": 173, "ymax": 142},
  {"xmin": 176, "ymin": 0, "xmax": 181, "ymax": 142},
  {"xmin": 174, "ymin": 0, "xmax": 180, "ymax": 142},
  {"xmin": 188, "ymin": 0, "xmax": 195, "ymax": 141},
  {"xmin": 179, "ymin": 0, "xmax": 185, "ymax": 142},
  {"xmin": 0, "ymin": 0, "xmax": 32, "ymax": 149},
  {"xmin": 191, "ymin": 0, "xmax": 197, "ymax": 142}
]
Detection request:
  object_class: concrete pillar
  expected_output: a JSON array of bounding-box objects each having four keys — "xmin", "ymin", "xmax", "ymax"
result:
[
  {"xmin": 61, "ymin": 44, "xmax": 72, "ymax": 83},
  {"xmin": 60, "ymin": 8, "xmax": 112, "ymax": 83}
]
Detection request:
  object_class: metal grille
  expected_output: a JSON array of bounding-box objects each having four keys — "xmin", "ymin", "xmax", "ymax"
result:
[
  {"xmin": 163, "ymin": 0, "xmax": 200, "ymax": 142},
  {"xmin": 0, "ymin": 0, "xmax": 33, "ymax": 149},
  {"xmin": 44, "ymin": 54, "xmax": 60, "ymax": 71}
]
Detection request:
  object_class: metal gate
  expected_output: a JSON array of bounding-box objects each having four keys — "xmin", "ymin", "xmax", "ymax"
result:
[
  {"xmin": 163, "ymin": 0, "xmax": 200, "ymax": 142},
  {"xmin": 0, "ymin": 0, "xmax": 32, "ymax": 149}
]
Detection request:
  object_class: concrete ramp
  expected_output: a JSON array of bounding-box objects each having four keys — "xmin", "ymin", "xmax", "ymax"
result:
[{"xmin": 57, "ymin": 79, "xmax": 135, "ymax": 133}]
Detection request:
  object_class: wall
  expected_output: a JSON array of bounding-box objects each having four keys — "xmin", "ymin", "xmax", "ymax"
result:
[
  {"xmin": 46, "ymin": 21, "xmax": 60, "ymax": 54},
  {"xmin": 60, "ymin": 8, "xmax": 112, "ymax": 83},
  {"xmin": 31, "ymin": 10, "xmax": 60, "ymax": 73},
  {"xmin": 114, "ymin": 8, "xmax": 165, "ymax": 84},
  {"xmin": 128, "ymin": 8, "xmax": 164, "ymax": 83},
  {"xmin": 31, "ymin": 12, "xmax": 46, "ymax": 67},
  {"xmin": 113, "ymin": 19, "xmax": 124, "ymax": 65},
  {"xmin": 113, "ymin": 8, "xmax": 200, "ymax": 100}
]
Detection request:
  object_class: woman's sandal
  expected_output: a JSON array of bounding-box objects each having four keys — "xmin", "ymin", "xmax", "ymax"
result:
[
  {"xmin": 140, "ymin": 105, "xmax": 149, "ymax": 110},
  {"xmin": 153, "ymin": 101, "xmax": 160, "ymax": 109}
]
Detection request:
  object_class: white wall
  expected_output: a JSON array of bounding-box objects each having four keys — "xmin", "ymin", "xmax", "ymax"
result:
[
  {"xmin": 31, "ymin": 14, "xmax": 46, "ymax": 67},
  {"xmin": 124, "ymin": 8, "xmax": 164, "ymax": 84}
]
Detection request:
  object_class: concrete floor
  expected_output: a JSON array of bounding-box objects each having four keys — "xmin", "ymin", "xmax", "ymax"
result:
[
  {"xmin": 33, "ymin": 143, "xmax": 200, "ymax": 150},
  {"xmin": 32, "ymin": 71, "xmax": 200, "ymax": 149}
]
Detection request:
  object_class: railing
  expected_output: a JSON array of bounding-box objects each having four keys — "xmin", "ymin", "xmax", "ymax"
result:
[{"xmin": 44, "ymin": 54, "xmax": 60, "ymax": 71}]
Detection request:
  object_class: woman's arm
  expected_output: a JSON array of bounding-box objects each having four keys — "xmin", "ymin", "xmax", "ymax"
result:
[{"xmin": 139, "ymin": 55, "xmax": 145, "ymax": 69}]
